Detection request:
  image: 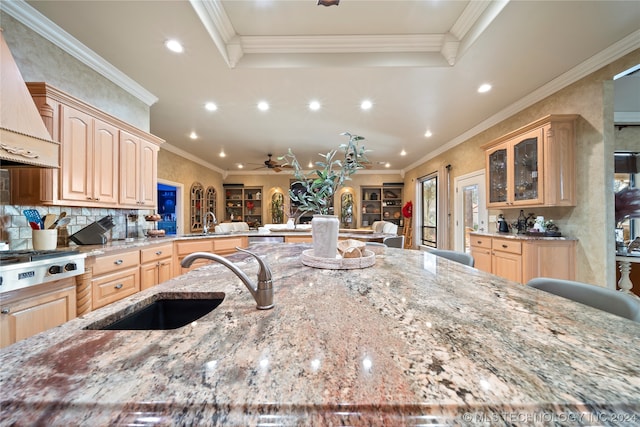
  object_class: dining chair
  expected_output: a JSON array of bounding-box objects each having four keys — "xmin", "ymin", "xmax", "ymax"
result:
[
  {"xmin": 428, "ymin": 249, "xmax": 475, "ymax": 267},
  {"xmin": 526, "ymin": 277, "xmax": 640, "ymax": 322},
  {"xmin": 383, "ymin": 235, "xmax": 405, "ymax": 248}
]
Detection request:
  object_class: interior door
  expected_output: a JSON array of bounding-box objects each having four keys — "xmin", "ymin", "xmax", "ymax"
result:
[{"xmin": 454, "ymin": 170, "xmax": 487, "ymax": 252}]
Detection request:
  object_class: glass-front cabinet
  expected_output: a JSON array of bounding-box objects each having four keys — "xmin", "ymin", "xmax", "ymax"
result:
[
  {"xmin": 484, "ymin": 115, "xmax": 577, "ymax": 208},
  {"xmin": 487, "ymin": 128, "xmax": 543, "ymax": 207}
]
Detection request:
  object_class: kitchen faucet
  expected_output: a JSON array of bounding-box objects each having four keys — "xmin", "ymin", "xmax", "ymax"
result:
[
  {"xmin": 203, "ymin": 211, "xmax": 217, "ymax": 234},
  {"xmin": 180, "ymin": 248, "xmax": 274, "ymax": 310}
]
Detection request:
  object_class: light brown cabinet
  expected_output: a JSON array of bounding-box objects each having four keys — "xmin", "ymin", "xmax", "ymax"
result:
[
  {"xmin": 91, "ymin": 250, "xmax": 140, "ymax": 309},
  {"xmin": 61, "ymin": 105, "xmax": 119, "ymax": 204},
  {"xmin": 483, "ymin": 115, "xmax": 577, "ymax": 208},
  {"xmin": 0, "ymin": 278, "xmax": 76, "ymax": 349},
  {"xmin": 470, "ymin": 233, "xmax": 575, "ymax": 284},
  {"xmin": 140, "ymin": 243, "xmax": 174, "ymax": 290},
  {"xmin": 10, "ymin": 83, "xmax": 162, "ymax": 208},
  {"xmin": 119, "ymin": 130, "xmax": 158, "ymax": 208},
  {"xmin": 175, "ymin": 236, "xmax": 249, "ymax": 274}
]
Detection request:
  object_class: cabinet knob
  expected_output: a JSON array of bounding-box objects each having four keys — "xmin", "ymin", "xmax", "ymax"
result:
[
  {"xmin": 1, "ymin": 308, "xmax": 9, "ymax": 314},
  {"xmin": 502, "ymin": 244, "xmax": 508, "ymax": 248},
  {"xmin": 114, "ymin": 259, "xmax": 123, "ymax": 265},
  {"xmin": 114, "ymin": 284, "xmax": 123, "ymax": 289},
  {"xmin": 155, "ymin": 251, "xmax": 162, "ymax": 255}
]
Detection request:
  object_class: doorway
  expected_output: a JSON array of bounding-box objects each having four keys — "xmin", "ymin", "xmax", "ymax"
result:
[
  {"xmin": 157, "ymin": 179, "xmax": 184, "ymax": 235},
  {"xmin": 454, "ymin": 170, "xmax": 487, "ymax": 252}
]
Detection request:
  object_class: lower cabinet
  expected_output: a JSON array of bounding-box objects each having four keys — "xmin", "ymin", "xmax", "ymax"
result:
[
  {"xmin": 140, "ymin": 243, "xmax": 174, "ymax": 290},
  {"xmin": 91, "ymin": 250, "xmax": 141, "ymax": 310},
  {"xmin": 284, "ymin": 235, "xmax": 313, "ymax": 243},
  {"xmin": 175, "ymin": 236, "xmax": 249, "ymax": 274},
  {"xmin": 470, "ymin": 234, "xmax": 575, "ymax": 284},
  {"xmin": 0, "ymin": 278, "xmax": 77, "ymax": 349}
]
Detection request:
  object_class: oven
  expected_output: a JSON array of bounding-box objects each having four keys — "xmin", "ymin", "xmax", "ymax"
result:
[{"xmin": 0, "ymin": 250, "xmax": 86, "ymax": 294}]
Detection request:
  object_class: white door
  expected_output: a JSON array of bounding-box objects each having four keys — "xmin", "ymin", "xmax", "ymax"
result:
[{"xmin": 454, "ymin": 170, "xmax": 487, "ymax": 252}]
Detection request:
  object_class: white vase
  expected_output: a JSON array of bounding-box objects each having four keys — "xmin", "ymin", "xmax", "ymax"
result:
[{"xmin": 312, "ymin": 215, "xmax": 339, "ymax": 258}]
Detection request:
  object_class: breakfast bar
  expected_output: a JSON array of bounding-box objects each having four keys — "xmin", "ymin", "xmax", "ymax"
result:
[{"xmin": 1, "ymin": 243, "xmax": 639, "ymax": 425}]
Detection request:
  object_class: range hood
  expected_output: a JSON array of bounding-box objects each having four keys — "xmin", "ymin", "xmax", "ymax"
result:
[{"xmin": 0, "ymin": 29, "xmax": 59, "ymax": 168}]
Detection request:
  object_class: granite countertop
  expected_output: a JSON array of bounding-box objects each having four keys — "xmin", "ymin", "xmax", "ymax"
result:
[
  {"xmin": 2, "ymin": 243, "xmax": 639, "ymax": 425},
  {"xmin": 74, "ymin": 229, "xmax": 390, "ymax": 257},
  {"xmin": 470, "ymin": 231, "xmax": 578, "ymax": 241}
]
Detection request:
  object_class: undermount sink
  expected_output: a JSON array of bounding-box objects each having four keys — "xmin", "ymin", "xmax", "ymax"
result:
[{"xmin": 86, "ymin": 294, "xmax": 225, "ymax": 330}]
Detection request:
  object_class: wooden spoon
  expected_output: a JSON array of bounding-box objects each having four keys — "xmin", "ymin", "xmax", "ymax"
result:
[{"xmin": 43, "ymin": 214, "xmax": 57, "ymax": 230}]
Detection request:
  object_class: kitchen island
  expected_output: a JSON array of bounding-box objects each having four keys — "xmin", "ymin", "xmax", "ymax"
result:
[{"xmin": 1, "ymin": 243, "xmax": 639, "ymax": 426}]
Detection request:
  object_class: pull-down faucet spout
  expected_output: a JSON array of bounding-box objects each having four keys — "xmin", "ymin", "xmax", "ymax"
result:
[
  {"xmin": 180, "ymin": 247, "xmax": 274, "ymax": 310},
  {"xmin": 203, "ymin": 212, "xmax": 217, "ymax": 234}
]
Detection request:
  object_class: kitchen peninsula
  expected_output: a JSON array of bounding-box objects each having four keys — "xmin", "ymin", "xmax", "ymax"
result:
[{"xmin": 1, "ymin": 244, "xmax": 639, "ymax": 425}]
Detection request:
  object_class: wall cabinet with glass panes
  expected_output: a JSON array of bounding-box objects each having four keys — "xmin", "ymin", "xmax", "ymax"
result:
[
  {"xmin": 482, "ymin": 115, "xmax": 577, "ymax": 208},
  {"xmin": 223, "ymin": 185, "xmax": 263, "ymax": 227},
  {"xmin": 360, "ymin": 184, "xmax": 403, "ymax": 227}
]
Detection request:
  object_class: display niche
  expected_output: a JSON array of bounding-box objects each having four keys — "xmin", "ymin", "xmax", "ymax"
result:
[{"xmin": 190, "ymin": 182, "xmax": 204, "ymax": 233}]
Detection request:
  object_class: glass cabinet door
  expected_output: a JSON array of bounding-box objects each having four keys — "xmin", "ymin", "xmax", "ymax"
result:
[
  {"xmin": 488, "ymin": 148, "xmax": 508, "ymax": 204},
  {"xmin": 512, "ymin": 131, "xmax": 542, "ymax": 204}
]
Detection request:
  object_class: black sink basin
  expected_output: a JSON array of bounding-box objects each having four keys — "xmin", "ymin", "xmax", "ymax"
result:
[{"xmin": 87, "ymin": 295, "xmax": 225, "ymax": 330}]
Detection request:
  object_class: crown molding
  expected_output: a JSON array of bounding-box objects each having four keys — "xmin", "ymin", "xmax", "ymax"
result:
[
  {"xmin": 191, "ymin": 0, "xmax": 506, "ymax": 68},
  {"xmin": 0, "ymin": 0, "xmax": 158, "ymax": 106},
  {"xmin": 403, "ymin": 28, "xmax": 640, "ymax": 173}
]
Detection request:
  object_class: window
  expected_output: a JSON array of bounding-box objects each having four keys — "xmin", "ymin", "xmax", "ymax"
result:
[{"xmin": 420, "ymin": 174, "xmax": 438, "ymax": 247}]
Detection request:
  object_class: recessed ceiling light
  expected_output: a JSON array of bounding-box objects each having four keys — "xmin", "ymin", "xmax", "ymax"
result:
[
  {"xmin": 478, "ymin": 83, "xmax": 492, "ymax": 93},
  {"xmin": 165, "ymin": 39, "xmax": 184, "ymax": 53},
  {"xmin": 257, "ymin": 101, "xmax": 269, "ymax": 111},
  {"xmin": 309, "ymin": 100, "xmax": 321, "ymax": 111},
  {"xmin": 189, "ymin": 131, "xmax": 198, "ymax": 139},
  {"xmin": 400, "ymin": 150, "xmax": 407, "ymax": 156},
  {"xmin": 205, "ymin": 102, "xmax": 218, "ymax": 112},
  {"xmin": 237, "ymin": 163, "xmax": 244, "ymax": 169},
  {"xmin": 424, "ymin": 130, "xmax": 433, "ymax": 138},
  {"xmin": 219, "ymin": 150, "xmax": 226, "ymax": 158},
  {"xmin": 360, "ymin": 100, "xmax": 373, "ymax": 110},
  {"xmin": 385, "ymin": 162, "xmax": 391, "ymax": 168}
]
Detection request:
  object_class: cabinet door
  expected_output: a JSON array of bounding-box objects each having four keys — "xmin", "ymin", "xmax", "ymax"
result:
[
  {"xmin": 487, "ymin": 145, "xmax": 508, "ymax": 206},
  {"xmin": 119, "ymin": 131, "xmax": 140, "ymax": 206},
  {"xmin": 511, "ymin": 129, "xmax": 544, "ymax": 206},
  {"xmin": 93, "ymin": 119, "xmax": 119, "ymax": 204},
  {"xmin": 0, "ymin": 285, "xmax": 76, "ymax": 348},
  {"xmin": 471, "ymin": 248, "xmax": 492, "ymax": 273},
  {"xmin": 158, "ymin": 260, "xmax": 173, "ymax": 283},
  {"xmin": 139, "ymin": 139, "xmax": 158, "ymax": 207},
  {"xmin": 492, "ymin": 251, "xmax": 522, "ymax": 283},
  {"xmin": 61, "ymin": 106, "xmax": 93, "ymax": 202},
  {"xmin": 140, "ymin": 262, "xmax": 158, "ymax": 290}
]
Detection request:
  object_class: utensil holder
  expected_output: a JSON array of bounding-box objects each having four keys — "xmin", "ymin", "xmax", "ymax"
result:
[{"xmin": 32, "ymin": 229, "xmax": 58, "ymax": 251}]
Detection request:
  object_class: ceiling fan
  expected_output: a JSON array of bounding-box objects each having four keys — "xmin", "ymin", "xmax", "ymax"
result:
[{"xmin": 251, "ymin": 154, "xmax": 292, "ymax": 173}]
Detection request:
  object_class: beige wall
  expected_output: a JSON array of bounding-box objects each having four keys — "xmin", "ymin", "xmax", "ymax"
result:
[
  {"xmin": 157, "ymin": 150, "xmax": 224, "ymax": 234},
  {"xmin": 404, "ymin": 48, "xmax": 640, "ymax": 287}
]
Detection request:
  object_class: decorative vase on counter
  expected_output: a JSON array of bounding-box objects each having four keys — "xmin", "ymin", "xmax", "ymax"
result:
[{"xmin": 311, "ymin": 215, "xmax": 339, "ymax": 258}]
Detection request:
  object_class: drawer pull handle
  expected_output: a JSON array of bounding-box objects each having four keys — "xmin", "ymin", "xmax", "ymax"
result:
[
  {"xmin": 114, "ymin": 284, "xmax": 123, "ymax": 289},
  {"xmin": 114, "ymin": 259, "xmax": 123, "ymax": 265},
  {"xmin": 502, "ymin": 244, "xmax": 508, "ymax": 248},
  {"xmin": 477, "ymin": 241, "xmax": 482, "ymax": 244},
  {"xmin": 1, "ymin": 308, "xmax": 9, "ymax": 314},
  {"xmin": 155, "ymin": 251, "xmax": 162, "ymax": 255}
]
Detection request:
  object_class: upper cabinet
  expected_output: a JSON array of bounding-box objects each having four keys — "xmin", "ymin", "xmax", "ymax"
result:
[
  {"xmin": 10, "ymin": 83, "xmax": 163, "ymax": 208},
  {"xmin": 119, "ymin": 130, "xmax": 158, "ymax": 208},
  {"xmin": 482, "ymin": 115, "xmax": 578, "ymax": 208}
]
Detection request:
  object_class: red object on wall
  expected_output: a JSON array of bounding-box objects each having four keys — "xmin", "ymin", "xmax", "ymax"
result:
[{"xmin": 402, "ymin": 201, "xmax": 413, "ymax": 218}]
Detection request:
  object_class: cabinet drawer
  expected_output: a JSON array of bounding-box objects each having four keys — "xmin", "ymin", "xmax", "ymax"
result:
[
  {"xmin": 492, "ymin": 238, "xmax": 522, "ymax": 255},
  {"xmin": 176, "ymin": 240, "xmax": 213, "ymax": 256},
  {"xmin": 213, "ymin": 236, "xmax": 247, "ymax": 254},
  {"xmin": 92, "ymin": 250, "xmax": 140, "ymax": 276},
  {"xmin": 140, "ymin": 243, "xmax": 173, "ymax": 264},
  {"xmin": 92, "ymin": 267, "xmax": 140, "ymax": 309},
  {"xmin": 470, "ymin": 236, "xmax": 492, "ymax": 249}
]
